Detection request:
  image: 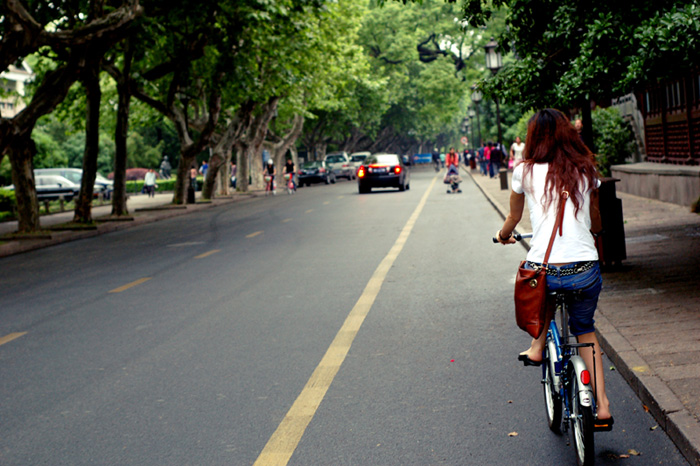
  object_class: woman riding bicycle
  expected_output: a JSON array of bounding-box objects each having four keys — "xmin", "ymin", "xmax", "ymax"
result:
[
  {"xmin": 265, "ymin": 158, "xmax": 276, "ymax": 195},
  {"xmin": 495, "ymin": 109, "xmax": 612, "ymax": 429},
  {"xmin": 284, "ymin": 158, "xmax": 296, "ymax": 192}
]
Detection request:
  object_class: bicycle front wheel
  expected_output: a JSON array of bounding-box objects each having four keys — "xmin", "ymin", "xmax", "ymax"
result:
[
  {"xmin": 569, "ymin": 376, "xmax": 595, "ymax": 466},
  {"xmin": 543, "ymin": 341, "xmax": 562, "ymax": 434}
]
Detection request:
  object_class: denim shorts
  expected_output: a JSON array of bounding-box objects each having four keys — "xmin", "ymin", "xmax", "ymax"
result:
[{"xmin": 524, "ymin": 261, "xmax": 603, "ymax": 336}]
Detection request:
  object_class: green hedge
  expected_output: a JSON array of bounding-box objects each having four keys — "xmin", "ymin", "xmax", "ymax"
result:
[
  {"xmin": 125, "ymin": 178, "xmax": 179, "ymax": 193},
  {"xmin": 0, "ymin": 188, "xmax": 16, "ymax": 213}
]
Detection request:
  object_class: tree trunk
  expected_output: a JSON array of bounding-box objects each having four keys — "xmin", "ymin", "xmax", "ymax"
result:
[
  {"xmin": 74, "ymin": 61, "xmax": 101, "ymax": 223},
  {"xmin": 111, "ymin": 40, "xmax": 134, "ymax": 216},
  {"xmin": 581, "ymin": 99, "xmax": 595, "ymax": 153},
  {"xmin": 8, "ymin": 138, "xmax": 39, "ymax": 232},
  {"xmin": 236, "ymin": 146, "xmax": 249, "ymax": 192}
]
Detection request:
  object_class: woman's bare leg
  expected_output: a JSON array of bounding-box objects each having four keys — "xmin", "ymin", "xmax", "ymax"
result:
[
  {"xmin": 519, "ymin": 324, "xmax": 549, "ymax": 362},
  {"xmin": 577, "ymin": 331, "xmax": 611, "ymax": 419}
]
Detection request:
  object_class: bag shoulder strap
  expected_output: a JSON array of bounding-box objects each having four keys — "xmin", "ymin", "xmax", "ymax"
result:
[{"xmin": 542, "ymin": 191, "xmax": 569, "ymax": 267}]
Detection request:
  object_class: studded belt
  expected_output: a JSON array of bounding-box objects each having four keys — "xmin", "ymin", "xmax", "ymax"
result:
[{"xmin": 526, "ymin": 260, "xmax": 596, "ymax": 276}]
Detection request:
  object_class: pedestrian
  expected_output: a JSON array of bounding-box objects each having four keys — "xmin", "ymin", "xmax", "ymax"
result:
[
  {"xmin": 143, "ymin": 168, "xmax": 157, "ymax": 197},
  {"xmin": 189, "ymin": 165, "xmax": 198, "ymax": 190},
  {"xmin": 484, "ymin": 142, "xmax": 493, "ymax": 177},
  {"xmin": 231, "ymin": 162, "xmax": 237, "ymax": 189},
  {"xmin": 199, "ymin": 160, "xmax": 209, "ymax": 182},
  {"xmin": 495, "ymin": 108, "xmax": 612, "ymax": 431},
  {"xmin": 510, "ymin": 136, "xmax": 525, "ymax": 168},
  {"xmin": 159, "ymin": 156, "xmax": 172, "ymax": 179},
  {"xmin": 431, "ymin": 148, "xmax": 441, "ymax": 172},
  {"xmin": 478, "ymin": 143, "xmax": 487, "ymax": 176},
  {"xmin": 490, "ymin": 142, "xmax": 504, "ymax": 178}
]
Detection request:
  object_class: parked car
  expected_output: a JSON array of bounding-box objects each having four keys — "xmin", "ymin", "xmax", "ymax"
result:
[
  {"xmin": 349, "ymin": 152, "xmax": 371, "ymax": 174},
  {"xmin": 297, "ymin": 161, "xmax": 336, "ymax": 186},
  {"xmin": 357, "ymin": 153, "xmax": 410, "ymax": 194},
  {"xmin": 4, "ymin": 175, "xmax": 77, "ymax": 202},
  {"xmin": 35, "ymin": 168, "xmax": 113, "ymax": 199},
  {"xmin": 323, "ymin": 152, "xmax": 354, "ymax": 180}
]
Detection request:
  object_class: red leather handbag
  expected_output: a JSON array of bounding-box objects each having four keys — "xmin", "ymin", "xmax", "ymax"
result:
[{"xmin": 514, "ymin": 192, "xmax": 568, "ymax": 338}]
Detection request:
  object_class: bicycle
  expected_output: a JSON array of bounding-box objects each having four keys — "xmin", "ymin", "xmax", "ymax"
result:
[
  {"xmin": 284, "ymin": 173, "xmax": 295, "ymax": 194},
  {"xmin": 264, "ymin": 175, "xmax": 276, "ymax": 195},
  {"xmin": 494, "ymin": 233, "xmax": 603, "ymax": 466}
]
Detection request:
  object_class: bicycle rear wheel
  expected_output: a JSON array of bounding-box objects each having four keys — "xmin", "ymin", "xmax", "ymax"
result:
[
  {"xmin": 569, "ymin": 376, "xmax": 595, "ymax": 466},
  {"xmin": 543, "ymin": 340, "xmax": 562, "ymax": 433}
]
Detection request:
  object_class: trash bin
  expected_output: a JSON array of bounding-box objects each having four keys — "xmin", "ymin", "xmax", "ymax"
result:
[
  {"xmin": 598, "ymin": 178, "xmax": 626, "ymax": 268},
  {"xmin": 499, "ymin": 168, "xmax": 508, "ymax": 190},
  {"xmin": 187, "ymin": 179, "xmax": 196, "ymax": 204}
]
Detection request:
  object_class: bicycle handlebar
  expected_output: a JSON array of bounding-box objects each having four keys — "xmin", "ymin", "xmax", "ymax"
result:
[{"xmin": 491, "ymin": 232, "xmax": 532, "ymax": 243}]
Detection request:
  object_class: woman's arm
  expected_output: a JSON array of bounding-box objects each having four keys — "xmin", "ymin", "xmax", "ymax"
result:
[{"xmin": 496, "ymin": 191, "xmax": 525, "ymax": 244}]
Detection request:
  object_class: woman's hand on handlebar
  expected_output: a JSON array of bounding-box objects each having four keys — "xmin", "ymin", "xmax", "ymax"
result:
[{"xmin": 494, "ymin": 230, "xmax": 517, "ymax": 245}]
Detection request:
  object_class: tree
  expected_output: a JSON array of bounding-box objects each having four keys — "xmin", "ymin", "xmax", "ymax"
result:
[
  {"xmin": 461, "ymin": 0, "xmax": 700, "ymax": 149},
  {"xmin": 0, "ymin": 0, "xmax": 142, "ymax": 232}
]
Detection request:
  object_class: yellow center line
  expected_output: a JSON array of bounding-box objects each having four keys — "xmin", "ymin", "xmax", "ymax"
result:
[
  {"xmin": 247, "ymin": 231, "xmax": 264, "ymax": 238},
  {"xmin": 337, "ymin": 196, "xmax": 344, "ymax": 199},
  {"xmin": 323, "ymin": 201, "xmax": 330, "ymax": 205},
  {"xmin": 0, "ymin": 332, "xmax": 27, "ymax": 347},
  {"xmin": 194, "ymin": 249, "xmax": 221, "ymax": 259},
  {"xmin": 305, "ymin": 209, "xmax": 313, "ymax": 214},
  {"xmin": 253, "ymin": 176, "xmax": 438, "ymax": 466},
  {"xmin": 109, "ymin": 277, "xmax": 152, "ymax": 293},
  {"xmin": 282, "ymin": 218, "xmax": 292, "ymax": 223}
]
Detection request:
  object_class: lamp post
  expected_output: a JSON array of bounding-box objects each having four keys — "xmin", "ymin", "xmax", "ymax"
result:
[
  {"xmin": 470, "ymin": 86, "xmax": 482, "ymax": 148},
  {"xmin": 483, "ymin": 37, "xmax": 503, "ymax": 146},
  {"xmin": 484, "ymin": 37, "xmax": 508, "ymax": 189}
]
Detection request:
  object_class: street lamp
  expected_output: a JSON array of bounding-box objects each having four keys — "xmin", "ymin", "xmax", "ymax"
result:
[
  {"xmin": 483, "ymin": 37, "xmax": 503, "ymax": 146},
  {"xmin": 468, "ymin": 108, "xmax": 476, "ymax": 151},
  {"xmin": 484, "ymin": 37, "xmax": 502, "ymax": 73},
  {"xmin": 470, "ymin": 86, "xmax": 482, "ymax": 148}
]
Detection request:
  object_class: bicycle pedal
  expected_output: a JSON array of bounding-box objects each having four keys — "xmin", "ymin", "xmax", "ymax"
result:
[{"xmin": 568, "ymin": 343, "xmax": 594, "ymax": 348}]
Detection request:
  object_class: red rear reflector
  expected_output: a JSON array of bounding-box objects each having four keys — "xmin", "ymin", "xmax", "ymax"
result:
[{"xmin": 580, "ymin": 370, "xmax": 591, "ymax": 386}]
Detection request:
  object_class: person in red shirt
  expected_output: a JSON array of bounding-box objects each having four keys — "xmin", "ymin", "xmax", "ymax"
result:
[
  {"xmin": 445, "ymin": 147, "xmax": 459, "ymax": 168},
  {"xmin": 445, "ymin": 147, "xmax": 462, "ymax": 193}
]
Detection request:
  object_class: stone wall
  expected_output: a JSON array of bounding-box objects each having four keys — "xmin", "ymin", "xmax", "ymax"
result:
[{"xmin": 611, "ymin": 162, "xmax": 700, "ymax": 207}]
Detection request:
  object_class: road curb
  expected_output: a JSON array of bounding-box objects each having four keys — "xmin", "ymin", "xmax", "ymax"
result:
[
  {"xmin": 468, "ymin": 166, "xmax": 700, "ymax": 466},
  {"xmin": 595, "ymin": 312, "xmax": 700, "ymax": 466},
  {"xmin": 0, "ymin": 192, "xmax": 261, "ymax": 260}
]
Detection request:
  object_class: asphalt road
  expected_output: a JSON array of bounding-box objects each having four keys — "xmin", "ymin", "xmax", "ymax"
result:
[{"xmin": 0, "ymin": 167, "xmax": 688, "ymax": 465}]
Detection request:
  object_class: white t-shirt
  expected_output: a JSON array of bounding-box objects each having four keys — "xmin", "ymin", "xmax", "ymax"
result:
[
  {"xmin": 511, "ymin": 142, "xmax": 525, "ymax": 161},
  {"xmin": 511, "ymin": 163, "xmax": 599, "ymax": 263}
]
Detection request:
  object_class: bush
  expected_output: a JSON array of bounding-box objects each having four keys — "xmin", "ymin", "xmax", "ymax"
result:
[
  {"xmin": 0, "ymin": 188, "xmax": 16, "ymax": 213},
  {"xmin": 125, "ymin": 178, "xmax": 178, "ymax": 194},
  {"xmin": 592, "ymin": 107, "xmax": 636, "ymax": 177}
]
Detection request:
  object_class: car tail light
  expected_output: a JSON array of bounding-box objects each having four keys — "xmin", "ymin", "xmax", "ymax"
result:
[
  {"xmin": 580, "ymin": 370, "xmax": 591, "ymax": 386},
  {"xmin": 358, "ymin": 166, "xmax": 366, "ymax": 178},
  {"xmin": 297, "ymin": 170, "xmax": 302, "ymax": 175},
  {"xmin": 394, "ymin": 166, "xmax": 402, "ymax": 174},
  {"xmin": 319, "ymin": 167, "xmax": 326, "ymax": 173}
]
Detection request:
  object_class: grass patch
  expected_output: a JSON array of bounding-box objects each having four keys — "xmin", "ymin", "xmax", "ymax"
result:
[
  {"xmin": 2, "ymin": 230, "xmax": 54, "ymax": 240},
  {"xmin": 48, "ymin": 221, "xmax": 99, "ymax": 231}
]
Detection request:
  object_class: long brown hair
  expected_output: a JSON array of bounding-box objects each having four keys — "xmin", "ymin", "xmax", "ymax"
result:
[{"xmin": 522, "ymin": 109, "xmax": 598, "ymax": 216}]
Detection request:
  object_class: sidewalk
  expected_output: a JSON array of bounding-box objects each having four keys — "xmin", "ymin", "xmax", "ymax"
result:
[
  {"xmin": 0, "ymin": 191, "xmax": 260, "ymax": 258},
  {"xmin": 468, "ymin": 166, "xmax": 700, "ymax": 466}
]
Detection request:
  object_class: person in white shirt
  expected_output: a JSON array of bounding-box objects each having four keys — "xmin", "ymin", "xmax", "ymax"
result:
[
  {"xmin": 143, "ymin": 169, "xmax": 157, "ymax": 197},
  {"xmin": 510, "ymin": 136, "xmax": 525, "ymax": 167},
  {"xmin": 495, "ymin": 108, "xmax": 612, "ymax": 430}
]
